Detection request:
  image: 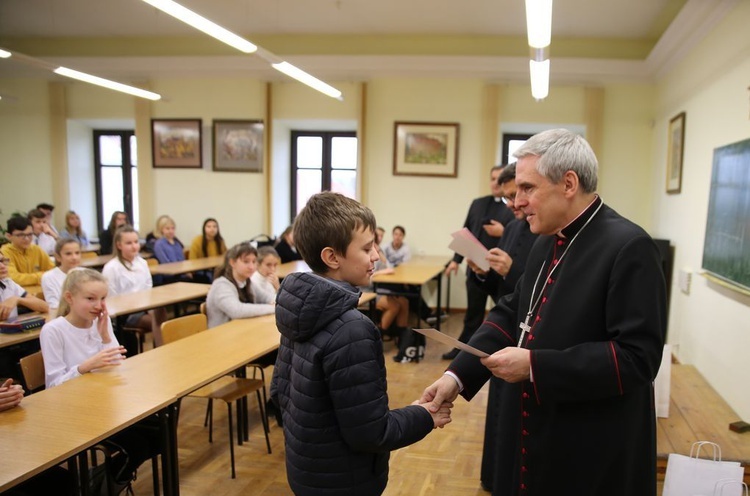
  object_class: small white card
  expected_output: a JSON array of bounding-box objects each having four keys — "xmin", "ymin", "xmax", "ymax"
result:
[
  {"xmin": 413, "ymin": 328, "xmax": 489, "ymax": 358},
  {"xmin": 448, "ymin": 228, "xmax": 490, "ymax": 271}
]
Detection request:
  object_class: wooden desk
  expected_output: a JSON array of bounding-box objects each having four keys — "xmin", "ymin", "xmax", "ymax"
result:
[
  {"xmin": 656, "ymin": 364, "xmax": 750, "ymax": 483},
  {"xmin": 149, "ymin": 256, "xmax": 224, "ymax": 277},
  {"xmin": 20, "ymin": 285, "xmax": 42, "ymax": 298},
  {"xmin": 0, "ymin": 313, "xmax": 50, "ymax": 349},
  {"xmin": 277, "ymin": 260, "xmax": 310, "ymax": 279},
  {"xmin": 106, "ymin": 282, "xmax": 210, "ymax": 317},
  {"xmin": 80, "ymin": 254, "xmax": 114, "ymax": 268},
  {"xmin": 0, "ymin": 314, "xmax": 280, "ymax": 495},
  {"xmin": 81, "ymin": 243, "xmax": 100, "ymax": 253},
  {"xmin": 371, "ymin": 259, "xmax": 445, "ymax": 331}
]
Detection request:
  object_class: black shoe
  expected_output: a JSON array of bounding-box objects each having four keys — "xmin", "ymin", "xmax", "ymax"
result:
[
  {"xmin": 441, "ymin": 348, "xmax": 459, "ymax": 360},
  {"xmin": 425, "ymin": 311, "xmax": 449, "ymax": 325}
]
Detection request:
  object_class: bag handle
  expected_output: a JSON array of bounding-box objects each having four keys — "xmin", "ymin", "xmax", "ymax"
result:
[
  {"xmin": 691, "ymin": 441, "xmax": 722, "ymax": 461},
  {"xmin": 713, "ymin": 479, "xmax": 748, "ymax": 496}
]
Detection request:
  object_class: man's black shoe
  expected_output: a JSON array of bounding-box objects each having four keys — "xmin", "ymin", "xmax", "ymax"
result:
[{"xmin": 442, "ymin": 348, "xmax": 459, "ymax": 360}]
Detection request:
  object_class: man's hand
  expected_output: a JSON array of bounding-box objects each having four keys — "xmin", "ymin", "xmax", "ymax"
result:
[
  {"xmin": 420, "ymin": 374, "xmax": 460, "ymax": 413},
  {"xmin": 444, "ymin": 261, "xmax": 459, "ymax": 277},
  {"xmin": 487, "ymin": 248, "xmax": 513, "ymax": 277},
  {"xmin": 483, "ymin": 220, "xmax": 504, "ymax": 238},
  {"xmin": 480, "ymin": 347, "xmax": 531, "ymax": 383},
  {"xmin": 466, "ymin": 259, "xmax": 487, "ymax": 276}
]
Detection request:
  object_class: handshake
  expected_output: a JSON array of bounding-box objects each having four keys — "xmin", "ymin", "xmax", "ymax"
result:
[{"xmin": 412, "ymin": 375, "xmax": 463, "ymax": 429}]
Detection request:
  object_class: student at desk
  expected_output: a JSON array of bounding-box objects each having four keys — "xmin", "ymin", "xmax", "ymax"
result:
[
  {"xmin": 41, "ymin": 238, "xmax": 82, "ymax": 310},
  {"xmin": 188, "ymin": 218, "xmax": 227, "ymax": 283},
  {"xmin": 1, "ymin": 216, "xmax": 55, "ymax": 287},
  {"xmin": 206, "ymin": 243, "xmax": 275, "ymax": 329},
  {"xmin": 102, "ymin": 225, "xmax": 166, "ymax": 347},
  {"xmin": 39, "ymin": 268, "xmax": 155, "ymax": 491},
  {"xmin": 98, "ymin": 211, "xmax": 129, "ymax": 256},
  {"xmin": 1, "ymin": 255, "xmax": 49, "ymax": 321}
]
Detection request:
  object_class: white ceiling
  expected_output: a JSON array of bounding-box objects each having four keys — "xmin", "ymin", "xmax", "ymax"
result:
[{"xmin": 0, "ymin": 0, "xmax": 740, "ymax": 84}]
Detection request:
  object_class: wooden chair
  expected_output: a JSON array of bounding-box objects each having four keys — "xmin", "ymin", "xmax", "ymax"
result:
[
  {"xmin": 161, "ymin": 314, "xmax": 271, "ymax": 478},
  {"xmin": 19, "ymin": 351, "xmax": 45, "ymax": 393},
  {"xmin": 81, "ymin": 251, "xmax": 98, "ymax": 260}
]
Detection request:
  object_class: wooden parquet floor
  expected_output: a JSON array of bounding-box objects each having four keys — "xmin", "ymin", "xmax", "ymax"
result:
[{"xmin": 130, "ymin": 313, "xmax": 491, "ymax": 495}]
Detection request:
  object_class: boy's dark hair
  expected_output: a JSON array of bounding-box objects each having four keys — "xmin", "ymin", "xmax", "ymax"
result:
[
  {"xmin": 497, "ymin": 163, "xmax": 516, "ymax": 185},
  {"xmin": 27, "ymin": 209, "xmax": 47, "ymax": 220},
  {"xmin": 7, "ymin": 216, "xmax": 31, "ymax": 233},
  {"xmin": 294, "ymin": 192, "xmax": 377, "ymax": 274},
  {"xmin": 393, "ymin": 225, "xmax": 406, "ymax": 235},
  {"xmin": 36, "ymin": 203, "xmax": 54, "ymax": 212}
]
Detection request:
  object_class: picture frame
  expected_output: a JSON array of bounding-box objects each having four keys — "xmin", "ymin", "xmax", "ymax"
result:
[
  {"xmin": 666, "ymin": 112, "xmax": 686, "ymax": 194},
  {"xmin": 151, "ymin": 118, "xmax": 202, "ymax": 168},
  {"xmin": 393, "ymin": 121, "xmax": 459, "ymax": 177},
  {"xmin": 212, "ymin": 119, "xmax": 264, "ymax": 172}
]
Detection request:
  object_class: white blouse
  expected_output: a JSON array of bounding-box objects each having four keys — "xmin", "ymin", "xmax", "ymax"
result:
[{"xmin": 102, "ymin": 256, "xmax": 152, "ymax": 296}]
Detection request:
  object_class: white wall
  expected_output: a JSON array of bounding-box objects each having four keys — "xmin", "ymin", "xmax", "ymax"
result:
[{"xmin": 651, "ymin": 0, "xmax": 750, "ymax": 420}]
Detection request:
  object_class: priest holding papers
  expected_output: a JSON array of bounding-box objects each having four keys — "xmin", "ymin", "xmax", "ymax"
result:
[{"xmin": 421, "ymin": 129, "xmax": 666, "ymax": 496}]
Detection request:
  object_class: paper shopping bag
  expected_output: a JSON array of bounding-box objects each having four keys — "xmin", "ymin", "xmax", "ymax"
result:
[
  {"xmin": 663, "ymin": 442, "xmax": 745, "ymax": 496},
  {"xmin": 713, "ymin": 480, "xmax": 748, "ymax": 496}
]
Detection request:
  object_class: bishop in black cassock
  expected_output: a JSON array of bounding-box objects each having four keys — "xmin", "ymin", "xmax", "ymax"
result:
[{"xmin": 422, "ymin": 129, "xmax": 666, "ymax": 496}]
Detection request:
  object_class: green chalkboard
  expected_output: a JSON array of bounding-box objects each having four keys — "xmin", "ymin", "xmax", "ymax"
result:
[{"xmin": 701, "ymin": 137, "xmax": 750, "ymax": 291}]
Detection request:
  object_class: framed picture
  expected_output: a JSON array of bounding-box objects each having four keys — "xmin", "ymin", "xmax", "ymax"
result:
[
  {"xmin": 393, "ymin": 121, "xmax": 459, "ymax": 177},
  {"xmin": 212, "ymin": 120, "xmax": 264, "ymax": 172},
  {"xmin": 151, "ymin": 118, "xmax": 202, "ymax": 168},
  {"xmin": 666, "ymin": 112, "xmax": 686, "ymax": 194}
]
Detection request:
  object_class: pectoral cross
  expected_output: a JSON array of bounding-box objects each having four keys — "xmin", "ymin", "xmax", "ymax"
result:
[{"xmin": 518, "ymin": 314, "xmax": 532, "ymax": 347}]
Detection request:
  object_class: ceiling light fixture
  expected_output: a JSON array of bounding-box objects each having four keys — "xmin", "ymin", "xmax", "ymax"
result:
[
  {"xmin": 0, "ymin": 47, "xmax": 162, "ymax": 100},
  {"xmin": 141, "ymin": 0, "xmax": 257, "ymax": 53},
  {"xmin": 0, "ymin": 49, "xmax": 11, "ymax": 58},
  {"xmin": 139, "ymin": 0, "xmax": 342, "ymax": 100},
  {"xmin": 54, "ymin": 67, "xmax": 162, "ymax": 100},
  {"xmin": 271, "ymin": 62, "xmax": 343, "ymax": 100},
  {"xmin": 529, "ymin": 59, "xmax": 550, "ymax": 100},
  {"xmin": 524, "ymin": 0, "xmax": 553, "ymax": 49}
]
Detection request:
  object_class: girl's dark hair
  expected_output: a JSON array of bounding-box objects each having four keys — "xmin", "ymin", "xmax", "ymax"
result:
[
  {"xmin": 214, "ymin": 243, "xmax": 258, "ymax": 303},
  {"xmin": 108, "ymin": 211, "xmax": 129, "ymax": 235},
  {"xmin": 113, "ymin": 225, "xmax": 139, "ymax": 271},
  {"xmin": 201, "ymin": 218, "xmax": 226, "ymax": 258}
]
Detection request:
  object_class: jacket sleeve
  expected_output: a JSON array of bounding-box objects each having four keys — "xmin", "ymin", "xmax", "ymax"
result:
[
  {"xmin": 324, "ymin": 318, "xmax": 434, "ymax": 453},
  {"xmin": 212, "ymin": 279, "xmax": 274, "ymax": 319}
]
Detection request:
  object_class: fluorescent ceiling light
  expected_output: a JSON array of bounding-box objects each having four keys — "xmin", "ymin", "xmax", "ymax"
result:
[
  {"xmin": 272, "ymin": 62, "xmax": 343, "ymax": 100},
  {"xmin": 0, "ymin": 49, "xmax": 11, "ymax": 58},
  {"xmin": 141, "ymin": 0, "xmax": 257, "ymax": 53},
  {"xmin": 529, "ymin": 59, "xmax": 550, "ymax": 100},
  {"xmin": 525, "ymin": 0, "xmax": 553, "ymax": 48},
  {"xmin": 54, "ymin": 67, "xmax": 162, "ymax": 100}
]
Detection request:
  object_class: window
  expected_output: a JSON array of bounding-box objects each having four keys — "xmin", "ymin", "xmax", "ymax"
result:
[
  {"xmin": 501, "ymin": 133, "xmax": 533, "ymax": 165},
  {"xmin": 290, "ymin": 131, "xmax": 357, "ymax": 220},
  {"xmin": 93, "ymin": 130, "xmax": 139, "ymax": 231}
]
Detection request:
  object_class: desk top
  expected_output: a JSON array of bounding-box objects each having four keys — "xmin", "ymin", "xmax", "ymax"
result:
[
  {"xmin": 106, "ymin": 282, "xmax": 210, "ymax": 317},
  {"xmin": 20, "ymin": 285, "xmax": 42, "ymax": 297},
  {"xmin": 0, "ymin": 313, "xmax": 49, "ymax": 349},
  {"xmin": 80, "ymin": 254, "xmax": 114, "ymax": 268},
  {"xmin": 0, "ymin": 314, "xmax": 280, "ymax": 491},
  {"xmin": 371, "ymin": 260, "xmax": 445, "ymax": 286},
  {"xmin": 149, "ymin": 256, "xmax": 224, "ymax": 276},
  {"xmin": 277, "ymin": 260, "xmax": 311, "ymax": 279}
]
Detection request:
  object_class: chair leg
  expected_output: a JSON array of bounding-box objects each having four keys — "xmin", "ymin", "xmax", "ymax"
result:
[
  {"xmin": 257, "ymin": 390, "xmax": 272, "ymax": 454},
  {"xmin": 203, "ymin": 400, "xmax": 211, "ymax": 427},
  {"xmin": 236, "ymin": 398, "xmax": 244, "ymax": 446},
  {"xmin": 227, "ymin": 403, "xmax": 236, "ymax": 479},
  {"xmin": 207, "ymin": 399, "xmax": 214, "ymax": 443},
  {"xmin": 151, "ymin": 455, "xmax": 160, "ymax": 496}
]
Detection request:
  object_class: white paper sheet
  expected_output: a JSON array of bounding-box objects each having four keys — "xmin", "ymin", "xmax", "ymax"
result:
[
  {"xmin": 413, "ymin": 328, "xmax": 489, "ymax": 358},
  {"xmin": 448, "ymin": 228, "xmax": 490, "ymax": 271}
]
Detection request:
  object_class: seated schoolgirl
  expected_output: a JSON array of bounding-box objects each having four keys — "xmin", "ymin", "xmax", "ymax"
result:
[
  {"xmin": 98, "ymin": 211, "xmax": 129, "ymax": 255},
  {"xmin": 39, "ymin": 268, "xmax": 156, "ymax": 489},
  {"xmin": 206, "ymin": 243, "xmax": 274, "ymax": 329},
  {"xmin": 41, "ymin": 238, "xmax": 82, "ymax": 310},
  {"xmin": 188, "ymin": 218, "xmax": 227, "ymax": 283},
  {"xmin": 152, "ymin": 215, "xmax": 185, "ymax": 264},
  {"xmin": 274, "ymin": 226, "xmax": 302, "ymax": 263},
  {"xmin": 102, "ymin": 225, "xmax": 167, "ymax": 347},
  {"xmin": 0, "ymin": 255, "xmax": 49, "ymax": 321},
  {"xmin": 250, "ymin": 246, "xmax": 281, "ymax": 303},
  {"xmin": 60, "ymin": 210, "xmax": 89, "ymax": 247}
]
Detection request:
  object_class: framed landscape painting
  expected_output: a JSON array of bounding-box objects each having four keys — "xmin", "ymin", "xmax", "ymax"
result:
[
  {"xmin": 151, "ymin": 118, "xmax": 202, "ymax": 168},
  {"xmin": 213, "ymin": 119, "xmax": 264, "ymax": 172},
  {"xmin": 393, "ymin": 121, "xmax": 459, "ymax": 177}
]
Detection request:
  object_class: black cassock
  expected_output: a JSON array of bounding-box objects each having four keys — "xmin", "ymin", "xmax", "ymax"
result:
[{"xmin": 449, "ymin": 197, "xmax": 666, "ymax": 496}]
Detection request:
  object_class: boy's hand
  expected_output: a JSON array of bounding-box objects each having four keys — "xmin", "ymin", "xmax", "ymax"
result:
[
  {"xmin": 413, "ymin": 399, "xmax": 453, "ymax": 429},
  {"xmin": 0, "ymin": 296, "xmax": 20, "ymax": 321}
]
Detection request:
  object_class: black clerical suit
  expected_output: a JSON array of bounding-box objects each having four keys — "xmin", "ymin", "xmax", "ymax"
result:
[
  {"xmin": 452, "ymin": 195, "xmax": 514, "ymax": 345},
  {"xmin": 448, "ymin": 198, "xmax": 666, "ymax": 496}
]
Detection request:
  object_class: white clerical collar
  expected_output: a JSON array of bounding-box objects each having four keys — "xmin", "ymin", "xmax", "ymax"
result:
[{"xmin": 556, "ymin": 195, "xmax": 600, "ymax": 239}]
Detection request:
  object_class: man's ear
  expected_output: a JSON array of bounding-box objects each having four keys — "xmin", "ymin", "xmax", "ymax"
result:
[
  {"xmin": 320, "ymin": 247, "xmax": 340, "ymax": 271},
  {"xmin": 562, "ymin": 170, "xmax": 580, "ymax": 198}
]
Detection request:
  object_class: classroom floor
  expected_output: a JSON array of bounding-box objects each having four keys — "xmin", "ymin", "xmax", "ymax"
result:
[{"xmin": 129, "ymin": 313, "xmax": 668, "ymax": 495}]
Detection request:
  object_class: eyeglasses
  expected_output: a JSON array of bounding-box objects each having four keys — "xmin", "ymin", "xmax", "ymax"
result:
[
  {"xmin": 502, "ymin": 193, "xmax": 517, "ymax": 203},
  {"xmin": 0, "ymin": 257, "xmax": 10, "ymax": 264},
  {"xmin": 12, "ymin": 233, "xmax": 34, "ymax": 239}
]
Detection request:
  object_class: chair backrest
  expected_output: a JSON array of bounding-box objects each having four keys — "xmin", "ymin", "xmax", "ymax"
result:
[
  {"xmin": 20, "ymin": 351, "xmax": 45, "ymax": 392},
  {"xmin": 81, "ymin": 251, "xmax": 98, "ymax": 260},
  {"xmin": 161, "ymin": 313, "xmax": 208, "ymax": 344},
  {"xmin": 200, "ymin": 302, "xmax": 207, "ymax": 315},
  {"xmin": 147, "ymin": 257, "xmax": 159, "ymax": 266}
]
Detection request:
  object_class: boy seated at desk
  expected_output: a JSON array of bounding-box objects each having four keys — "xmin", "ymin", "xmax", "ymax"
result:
[
  {"xmin": 1, "ymin": 216, "xmax": 55, "ymax": 287},
  {"xmin": 1, "ymin": 255, "xmax": 49, "ymax": 321},
  {"xmin": 28, "ymin": 208, "xmax": 58, "ymax": 256},
  {"xmin": 271, "ymin": 192, "xmax": 451, "ymax": 495}
]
